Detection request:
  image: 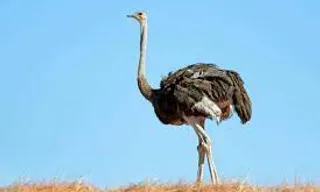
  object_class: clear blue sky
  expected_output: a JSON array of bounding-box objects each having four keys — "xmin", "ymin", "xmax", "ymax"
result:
[{"xmin": 0, "ymin": 0, "xmax": 319, "ymax": 188}]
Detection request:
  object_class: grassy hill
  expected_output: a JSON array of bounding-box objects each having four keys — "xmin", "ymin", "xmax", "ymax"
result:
[{"xmin": 1, "ymin": 181, "xmax": 320, "ymax": 192}]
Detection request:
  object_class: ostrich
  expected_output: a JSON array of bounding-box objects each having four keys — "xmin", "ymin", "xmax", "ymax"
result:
[{"xmin": 127, "ymin": 11, "xmax": 252, "ymax": 185}]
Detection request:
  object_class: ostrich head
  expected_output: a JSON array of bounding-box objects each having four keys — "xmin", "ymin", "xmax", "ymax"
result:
[{"xmin": 127, "ymin": 11, "xmax": 147, "ymax": 24}]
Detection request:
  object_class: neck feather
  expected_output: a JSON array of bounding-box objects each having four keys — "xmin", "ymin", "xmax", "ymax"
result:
[{"xmin": 137, "ymin": 21, "xmax": 153, "ymax": 101}]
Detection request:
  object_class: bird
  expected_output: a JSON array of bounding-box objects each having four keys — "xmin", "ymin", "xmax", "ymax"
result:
[{"xmin": 127, "ymin": 11, "xmax": 252, "ymax": 185}]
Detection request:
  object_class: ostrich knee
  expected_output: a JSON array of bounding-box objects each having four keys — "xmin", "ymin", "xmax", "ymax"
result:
[{"xmin": 196, "ymin": 142, "xmax": 206, "ymax": 182}]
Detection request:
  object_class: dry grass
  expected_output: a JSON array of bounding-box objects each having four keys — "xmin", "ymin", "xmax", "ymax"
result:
[
  {"xmin": 0, "ymin": 181, "xmax": 97, "ymax": 192},
  {"xmin": 1, "ymin": 181, "xmax": 319, "ymax": 192}
]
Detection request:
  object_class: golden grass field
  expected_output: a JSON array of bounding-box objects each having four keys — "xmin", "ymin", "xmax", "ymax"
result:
[{"xmin": 1, "ymin": 181, "xmax": 320, "ymax": 192}]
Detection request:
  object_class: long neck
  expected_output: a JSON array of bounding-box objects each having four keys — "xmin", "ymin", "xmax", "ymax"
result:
[{"xmin": 137, "ymin": 21, "xmax": 153, "ymax": 101}]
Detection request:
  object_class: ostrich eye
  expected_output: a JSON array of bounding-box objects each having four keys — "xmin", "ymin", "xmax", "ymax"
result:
[{"xmin": 138, "ymin": 12, "xmax": 143, "ymax": 15}]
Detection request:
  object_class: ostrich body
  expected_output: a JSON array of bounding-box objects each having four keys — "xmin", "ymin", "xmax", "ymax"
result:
[{"xmin": 127, "ymin": 11, "xmax": 252, "ymax": 185}]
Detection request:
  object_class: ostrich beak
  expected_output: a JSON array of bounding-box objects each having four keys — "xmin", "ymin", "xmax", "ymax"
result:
[{"xmin": 127, "ymin": 14, "xmax": 134, "ymax": 18}]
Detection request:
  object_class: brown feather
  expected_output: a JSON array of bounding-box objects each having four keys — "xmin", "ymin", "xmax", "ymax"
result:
[{"xmin": 152, "ymin": 63, "xmax": 252, "ymax": 125}]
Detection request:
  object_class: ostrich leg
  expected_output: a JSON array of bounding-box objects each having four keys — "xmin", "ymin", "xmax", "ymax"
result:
[
  {"xmin": 193, "ymin": 130, "xmax": 205, "ymax": 183},
  {"xmin": 194, "ymin": 122, "xmax": 219, "ymax": 184},
  {"xmin": 203, "ymin": 134, "xmax": 219, "ymax": 184},
  {"xmin": 196, "ymin": 141, "xmax": 206, "ymax": 183},
  {"xmin": 184, "ymin": 116, "xmax": 219, "ymax": 185}
]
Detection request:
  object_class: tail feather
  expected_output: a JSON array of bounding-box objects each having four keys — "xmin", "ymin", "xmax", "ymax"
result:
[{"xmin": 227, "ymin": 71, "xmax": 252, "ymax": 124}]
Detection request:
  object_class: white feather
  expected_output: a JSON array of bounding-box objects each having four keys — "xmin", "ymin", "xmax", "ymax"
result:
[
  {"xmin": 193, "ymin": 96, "xmax": 222, "ymax": 124},
  {"xmin": 191, "ymin": 71, "xmax": 203, "ymax": 79}
]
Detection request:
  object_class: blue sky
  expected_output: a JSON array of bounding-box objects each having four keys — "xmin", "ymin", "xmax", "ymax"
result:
[{"xmin": 0, "ymin": 0, "xmax": 320, "ymax": 188}]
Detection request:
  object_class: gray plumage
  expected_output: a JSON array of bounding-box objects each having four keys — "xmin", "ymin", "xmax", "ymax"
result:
[{"xmin": 153, "ymin": 63, "xmax": 251, "ymax": 125}]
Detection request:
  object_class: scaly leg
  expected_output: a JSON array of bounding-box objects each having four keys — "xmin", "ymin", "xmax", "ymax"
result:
[
  {"xmin": 203, "ymin": 136, "xmax": 219, "ymax": 184},
  {"xmin": 183, "ymin": 116, "xmax": 219, "ymax": 185},
  {"xmin": 183, "ymin": 116, "xmax": 205, "ymax": 183},
  {"xmin": 194, "ymin": 123, "xmax": 219, "ymax": 184},
  {"xmin": 196, "ymin": 141, "xmax": 206, "ymax": 183},
  {"xmin": 191, "ymin": 122, "xmax": 206, "ymax": 183}
]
